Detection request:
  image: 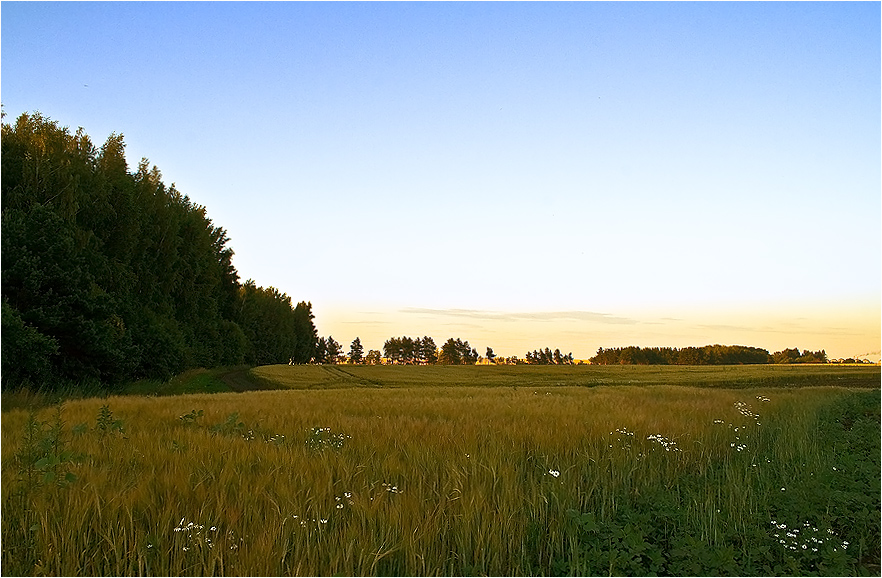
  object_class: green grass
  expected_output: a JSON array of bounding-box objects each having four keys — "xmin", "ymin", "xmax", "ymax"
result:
[
  {"xmin": 2, "ymin": 365, "xmax": 879, "ymax": 576},
  {"xmin": 119, "ymin": 367, "xmax": 236, "ymax": 396},
  {"xmin": 252, "ymin": 362, "xmax": 880, "ymax": 390},
  {"xmin": 1, "ymin": 367, "xmax": 242, "ymax": 412}
]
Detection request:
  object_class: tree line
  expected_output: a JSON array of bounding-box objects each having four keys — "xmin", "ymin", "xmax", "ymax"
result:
[
  {"xmin": 306, "ymin": 336, "xmax": 481, "ymax": 365},
  {"xmin": 321, "ymin": 338, "xmax": 575, "ymax": 366},
  {"xmin": 315, "ymin": 337, "xmax": 836, "ymax": 367},
  {"xmin": 524, "ymin": 348, "xmax": 575, "ymax": 365},
  {"xmin": 2, "ymin": 113, "xmax": 319, "ymax": 390},
  {"xmin": 589, "ymin": 345, "xmax": 828, "ymax": 365}
]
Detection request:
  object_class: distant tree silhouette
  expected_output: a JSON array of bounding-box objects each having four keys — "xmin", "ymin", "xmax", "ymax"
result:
[{"xmin": 349, "ymin": 337, "xmax": 364, "ymax": 364}]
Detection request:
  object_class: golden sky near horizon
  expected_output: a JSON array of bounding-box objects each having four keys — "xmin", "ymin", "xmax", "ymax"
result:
[{"xmin": 314, "ymin": 297, "xmax": 881, "ymax": 362}]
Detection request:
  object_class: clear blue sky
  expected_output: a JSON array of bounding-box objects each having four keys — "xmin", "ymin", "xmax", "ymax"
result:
[{"xmin": 3, "ymin": 2, "xmax": 879, "ymax": 359}]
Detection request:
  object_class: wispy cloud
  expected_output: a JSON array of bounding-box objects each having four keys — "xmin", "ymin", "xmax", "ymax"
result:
[
  {"xmin": 400, "ymin": 308, "xmax": 639, "ymax": 325},
  {"xmin": 695, "ymin": 322, "xmax": 863, "ymax": 337}
]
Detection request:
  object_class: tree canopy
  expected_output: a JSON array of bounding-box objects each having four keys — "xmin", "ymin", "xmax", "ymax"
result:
[
  {"xmin": 1, "ymin": 113, "xmax": 317, "ymax": 389},
  {"xmin": 439, "ymin": 338, "xmax": 478, "ymax": 365},
  {"xmin": 588, "ymin": 345, "xmax": 827, "ymax": 365},
  {"xmin": 381, "ymin": 336, "xmax": 438, "ymax": 365}
]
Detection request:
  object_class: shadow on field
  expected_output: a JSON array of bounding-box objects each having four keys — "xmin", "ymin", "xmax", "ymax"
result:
[{"xmin": 218, "ymin": 368, "xmax": 283, "ymax": 392}]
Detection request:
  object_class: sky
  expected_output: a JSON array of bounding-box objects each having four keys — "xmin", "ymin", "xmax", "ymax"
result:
[{"xmin": 2, "ymin": 2, "xmax": 880, "ymax": 361}]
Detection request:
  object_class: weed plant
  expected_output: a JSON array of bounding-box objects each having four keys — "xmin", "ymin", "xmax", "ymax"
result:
[{"xmin": 1, "ymin": 380, "xmax": 878, "ymax": 576}]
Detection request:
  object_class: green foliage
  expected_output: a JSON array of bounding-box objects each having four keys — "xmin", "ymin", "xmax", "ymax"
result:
[
  {"xmin": 382, "ymin": 335, "xmax": 438, "ymax": 364},
  {"xmin": 553, "ymin": 390, "xmax": 880, "ymax": 577},
  {"xmin": 592, "ymin": 344, "xmax": 774, "ymax": 365},
  {"xmin": 119, "ymin": 367, "xmax": 236, "ymax": 396},
  {"xmin": 178, "ymin": 409, "xmax": 204, "ymax": 425},
  {"xmin": 314, "ymin": 335, "xmax": 342, "ymax": 364},
  {"xmin": 15, "ymin": 406, "xmax": 79, "ymax": 488},
  {"xmin": 1, "ymin": 300, "xmax": 58, "ymax": 390},
  {"xmin": 236, "ymin": 282, "xmax": 307, "ymax": 365},
  {"xmin": 4, "ymin": 406, "xmax": 79, "ymax": 574},
  {"xmin": 95, "ymin": 405, "xmax": 124, "ymax": 437},
  {"xmin": 525, "ymin": 346, "xmax": 574, "ymax": 365},
  {"xmin": 349, "ymin": 337, "xmax": 364, "ymax": 364},
  {"xmin": 290, "ymin": 301, "xmax": 318, "ymax": 364},
  {"xmin": 773, "ymin": 347, "xmax": 829, "ymax": 364},
  {"xmin": 1, "ymin": 112, "xmax": 315, "ymax": 391},
  {"xmin": 209, "ymin": 412, "xmax": 246, "ymax": 437},
  {"xmin": 438, "ymin": 337, "xmax": 478, "ymax": 365}
]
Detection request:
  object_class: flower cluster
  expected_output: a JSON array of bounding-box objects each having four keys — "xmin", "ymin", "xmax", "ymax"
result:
[
  {"xmin": 770, "ymin": 520, "xmax": 849, "ymax": 554},
  {"xmin": 547, "ymin": 469, "xmax": 560, "ymax": 478},
  {"xmin": 729, "ymin": 424, "xmax": 747, "ymax": 451},
  {"xmin": 608, "ymin": 427, "xmax": 681, "ymax": 456},
  {"xmin": 173, "ymin": 518, "xmax": 215, "ymax": 551},
  {"xmin": 265, "ymin": 433, "xmax": 286, "ymax": 445},
  {"xmin": 305, "ymin": 426, "xmax": 350, "ymax": 451},
  {"xmin": 646, "ymin": 433, "xmax": 681, "ymax": 452},
  {"xmin": 335, "ymin": 491, "xmax": 354, "ymax": 509},
  {"xmin": 285, "ymin": 514, "xmax": 329, "ymax": 528},
  {"xmin": 734, "ymin": 401, "xmax": 762, "ymax": 426},
  {"xmin": 714, "ymin": 399, "xmax": 768, "ymax": 453},
  {"xmin": 171, "ymin": 518, "xmax": 242, "ymax": 551},
  {"xmin": 609, "ymin": 427, "xmax": 636, "ymax": 450},
  {"xmin": 382, "ymin": 482, "xmax": 403, "ymax": 494}
]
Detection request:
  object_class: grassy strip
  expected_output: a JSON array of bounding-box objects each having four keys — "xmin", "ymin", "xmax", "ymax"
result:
[
  {"xmin": 1, "ymin": 367, "xmax": 245, "ymax": 412},
  {"xmin": 3, "ymin": 364, "xmax": 876, "ymax": 412},
  {"xmin": 253, "ymin": 363, "xmax": 881, "ymax": 390}
]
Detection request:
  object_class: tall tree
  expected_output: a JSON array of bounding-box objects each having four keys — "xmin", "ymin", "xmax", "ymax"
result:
[
  {"xmin": 439, "ymin": 338, "xmax": 477, "ymax": 365},
  {"xmin": 314, "ymin": 337, "xmax": 328, "ymax": 364},
  {"xmin": 439, "ymin": 338, "xmax": 461, "ymax": 365},
  {"xmin": 325, "ymin": 336, "xmax": 342, "ymax": 364},
  {"xmin": 349, "ymin": 337, "xmax": 364, "ymax": 364},
  {"xmin": 290, "ymin": 301, "xmax": 318, "ymax": 364},
  {"xmin": 421, "ymin": 336, "xmax": 438, "ymax": 364}
]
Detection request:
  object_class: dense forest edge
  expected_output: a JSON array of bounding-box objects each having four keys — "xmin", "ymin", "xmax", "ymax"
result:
[
  {"xmin": 1, "ymin": 114, "xmax": 872, "ymax": 394},
  {"xmin": 2, "ymin": 113, "xmax": 320, "ymax": 392}
]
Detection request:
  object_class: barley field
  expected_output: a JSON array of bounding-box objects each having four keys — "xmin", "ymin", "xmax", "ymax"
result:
[{"xmin": 2, "ymin": 365, "xmax": 879, "ymax": 576}]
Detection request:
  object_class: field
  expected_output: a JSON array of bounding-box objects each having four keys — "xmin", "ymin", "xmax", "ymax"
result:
[{"xmin": 2, "ymin": 365, "xmax": 879, "ymax": 576}]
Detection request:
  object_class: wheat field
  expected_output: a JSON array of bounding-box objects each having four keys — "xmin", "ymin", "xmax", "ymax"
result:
[{"xmin": 2, "ymin": 366, "xmax": 878, "ymax": 575}]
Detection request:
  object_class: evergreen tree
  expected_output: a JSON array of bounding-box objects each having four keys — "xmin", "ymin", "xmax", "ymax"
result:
[
  {"xmin": 290, "ymin": 301, "xmax": 318, "ymax": 364},
  {"xmin": 349, "ymin": 337, "xmax": 364, "ymax": 364},
  {"xmin": 420, "ymin": 336, "xmax": 438, "ymax": 364},
  {"xmin": 314, "ymin": 337, "xmax": 328, "ymax": 364},
  {"xmin": 325, "ymin": 336, "xmax": 342, "ymax": 364}
]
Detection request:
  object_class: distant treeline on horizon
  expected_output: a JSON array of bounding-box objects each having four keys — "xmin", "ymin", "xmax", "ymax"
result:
[
  {"xmin": 588, "ymin": 345, "xmax": 828, "ymax": 366},
  {"xmin": 318, "ymin": 337, "xmax": 834, "ymax": 367}
]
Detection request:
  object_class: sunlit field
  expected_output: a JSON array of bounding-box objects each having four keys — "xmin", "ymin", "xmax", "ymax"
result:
[{"xmin": 2, "ymin": 365, "xmax": 879, "ymax": 576}]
